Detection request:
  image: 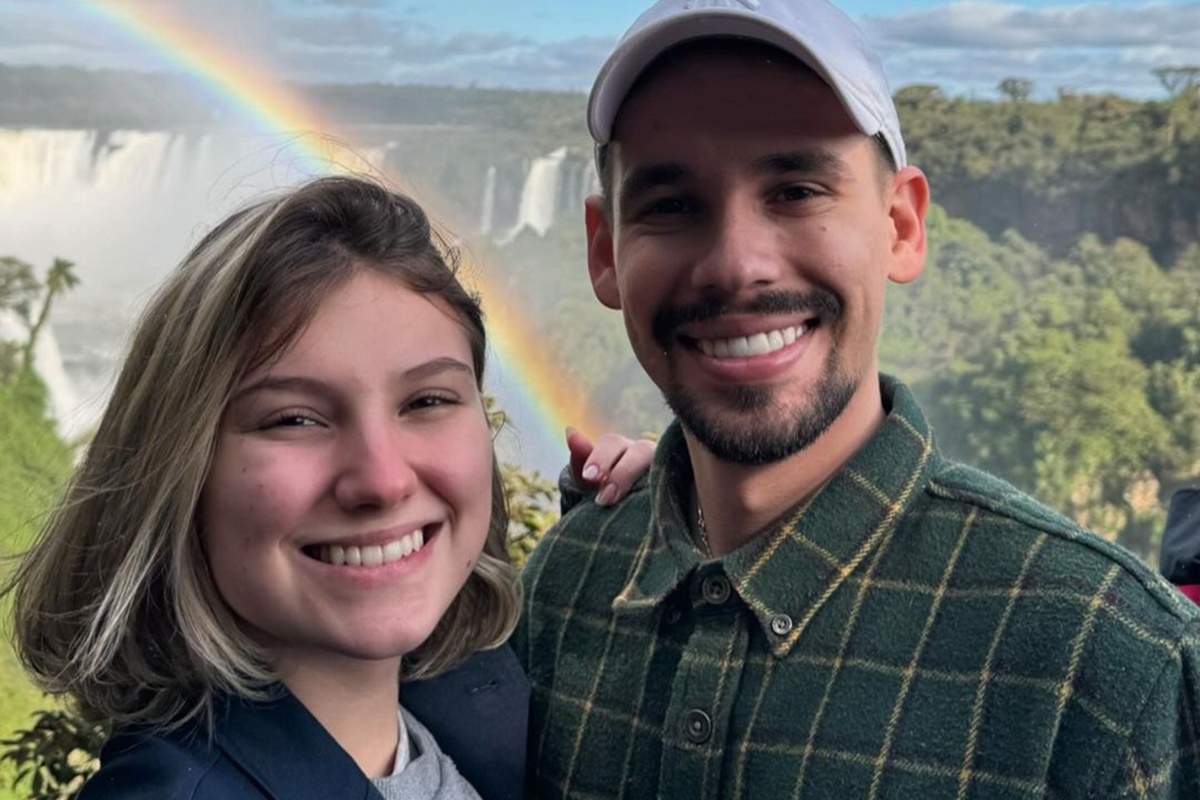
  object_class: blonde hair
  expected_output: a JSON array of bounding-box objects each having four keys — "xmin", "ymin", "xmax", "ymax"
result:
[{"xmin": 7, "ymin": 176, "xmax": 520, "ymax": 730}]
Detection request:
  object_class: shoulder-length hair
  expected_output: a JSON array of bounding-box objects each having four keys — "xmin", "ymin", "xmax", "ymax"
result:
[{"xmin": 7, "ymin": 175, "xmax": 520, "ymax": 730}]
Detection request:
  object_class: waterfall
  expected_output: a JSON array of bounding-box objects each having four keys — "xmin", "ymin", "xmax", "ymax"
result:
[
  {"xmin": 480, "ymin": 165, "xmax": 497, "ymax": 236},
  {"xmin": 0, "ymin": 129, "xmax": 218, "ymax": 193},
  {"xmin": 500, "ymin": 146, "xmax": 568, "ymax": 243}
]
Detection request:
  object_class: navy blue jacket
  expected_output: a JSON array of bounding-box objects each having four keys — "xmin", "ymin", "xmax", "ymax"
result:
[{"xmin": 79, "ymin": 646, "xmax": 528, "ymax": 800}]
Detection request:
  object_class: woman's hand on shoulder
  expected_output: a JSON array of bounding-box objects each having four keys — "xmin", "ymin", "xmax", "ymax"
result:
[{"xmin": 566, "ymin": 427, "xmax": 656, "ymax": 507}]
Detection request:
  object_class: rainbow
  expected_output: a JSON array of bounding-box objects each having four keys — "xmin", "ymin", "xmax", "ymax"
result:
[{"xmin": 77, "ymin": 0, "xmax": 609, "ymax": 457}]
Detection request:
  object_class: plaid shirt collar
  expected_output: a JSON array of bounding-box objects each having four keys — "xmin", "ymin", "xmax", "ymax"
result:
[{"xmin": 614, "ymin": 375, "xmax": 936, "ymax": 657}]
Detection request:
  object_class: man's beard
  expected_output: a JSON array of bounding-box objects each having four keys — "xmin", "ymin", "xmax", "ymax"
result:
[{"xmin": 652, "ymin": 289, "xmax": 857, "ymax": 466}]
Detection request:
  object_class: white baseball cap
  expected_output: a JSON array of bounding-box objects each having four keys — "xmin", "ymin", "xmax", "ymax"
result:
[{"xmin": 587, "ymin": 0, "xmax": 906, "ymax": 168}]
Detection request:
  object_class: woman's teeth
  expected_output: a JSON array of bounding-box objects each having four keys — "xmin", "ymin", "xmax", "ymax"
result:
[
  {"xmin": 696, "ymin": 323, "xmax": 809, "ymax": 359},
  {"xmin": 317, "ymin": 529, "xmax": 425, "ymax": 567}
]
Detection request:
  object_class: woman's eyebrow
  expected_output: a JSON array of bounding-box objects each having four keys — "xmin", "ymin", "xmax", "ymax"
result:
[
  {"xmin": 231, "ymin": 357, "xmax": 476, "ymax": 403},
  {"xmin": 229, "ymin": 375, "xmax": 333, "ymax": 405}
]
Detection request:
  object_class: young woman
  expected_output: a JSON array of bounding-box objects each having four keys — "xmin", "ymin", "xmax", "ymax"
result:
[{"xmin": 7, "ymin": 176, "xmax": 651, "ymax": 800}]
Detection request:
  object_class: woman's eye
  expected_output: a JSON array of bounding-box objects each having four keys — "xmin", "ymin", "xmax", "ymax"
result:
[
  {"xmin": 260, "ymin": 412, "xmax": 318, "ymax": 430},
  {"xmin": 406, "ymin": 393, "xmax": 458, "ymax": 412}
]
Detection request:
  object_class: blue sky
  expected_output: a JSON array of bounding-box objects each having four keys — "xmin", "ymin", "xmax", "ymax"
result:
[
  {"xmin": 0, "ymin": 0, "xmax": 1196, "ymax": 98},
  {"xmin": 410, "ymin": 0, "xmax": 1184, "ymax": 41}
]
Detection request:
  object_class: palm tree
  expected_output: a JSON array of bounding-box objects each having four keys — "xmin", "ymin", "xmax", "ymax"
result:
[{"xmin": 21, "ymin": 258, "xmax": 79, "ymax": 373}]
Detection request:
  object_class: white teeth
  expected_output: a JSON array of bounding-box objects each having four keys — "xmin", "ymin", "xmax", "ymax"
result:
[
  {"xmin": 315, "ymin": 529, "xmax": 428, "ymax": 568},
  {"xmin": 697, "ymin": 324, "xmax": 808, "ymax": 360}
]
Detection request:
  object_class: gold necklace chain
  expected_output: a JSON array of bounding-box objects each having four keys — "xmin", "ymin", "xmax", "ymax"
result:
[{"xmin": 696, "ymin": 498, "xmax": 712, "ymax": 558}]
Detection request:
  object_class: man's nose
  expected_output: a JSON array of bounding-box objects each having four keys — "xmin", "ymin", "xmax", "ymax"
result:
[{"xmin": 690, "ymin": 202, "xmax": 784, "ymax": 294}]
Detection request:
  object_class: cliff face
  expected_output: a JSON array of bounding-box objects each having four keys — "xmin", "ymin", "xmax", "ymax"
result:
[
  {"xmin": 927, "ymin": 159, "xmax": 1200, "ymax": 265},
  {"xmin": 901, "ymin": 90, "xmax": 1200, "ymax": 266}
]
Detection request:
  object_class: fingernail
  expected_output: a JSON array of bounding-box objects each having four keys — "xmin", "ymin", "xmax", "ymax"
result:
[
  {"xmin": 582, "ymin": 464, "xmax": 600, "ymax": 481},
  {"xmin": 596, "ymin": 484, "xmax": 617, "ymax": 505}
]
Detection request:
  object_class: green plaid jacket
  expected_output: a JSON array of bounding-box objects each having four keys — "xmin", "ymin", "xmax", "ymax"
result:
[{"xmin": 514, "ymin": 376, "xmax": 1200, "ymax": 799}]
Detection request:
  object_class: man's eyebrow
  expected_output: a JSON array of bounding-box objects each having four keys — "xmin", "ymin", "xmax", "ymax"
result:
[
  {"xmin": 752, "ymin": 150, "xmax": 850, "ymax": 178},
  {"xmin": 619, "ymin": 162, "xmax": 690, "ymax": 208}
]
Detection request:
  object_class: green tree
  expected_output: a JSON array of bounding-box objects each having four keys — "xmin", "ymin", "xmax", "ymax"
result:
[
  {"xmin": 997, "ymin": 77, "xmax": 1033, "ymax": 104},
  {"xmin": 0, "ymin": 256, "xmax": 41, "ymax": 384},
  {"xmin": 0, "ymin": 710, "xmax": 105, "ymax": 800},
  {"xmin": 1154, "ymin": 65, "xmax": 1200, "ymax": 98},
  {"xmin": 0, "ymin": 257, "xmax": 39, "ymax": 321},
  {"xmin": 20, "ymin": 259, "xmax": 79, "ymax": 374}
]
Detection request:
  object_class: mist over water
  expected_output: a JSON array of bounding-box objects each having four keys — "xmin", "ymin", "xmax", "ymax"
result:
[{"xmin": 0, "ymin": 122, "xmax": 622, "ymax": 477}]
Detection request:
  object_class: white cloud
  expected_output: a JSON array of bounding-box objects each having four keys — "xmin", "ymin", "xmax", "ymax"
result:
[
  {"xmin": 0, "ymin": 0, "xmax": 1195, "ymax": 97},
  {"xmin": 863, "ymin": 1, "xmax": 1200, "ymax": 97},
  {"xmin": 865, "ymin": 1, "xmax": 1199, "ymax": 49}
]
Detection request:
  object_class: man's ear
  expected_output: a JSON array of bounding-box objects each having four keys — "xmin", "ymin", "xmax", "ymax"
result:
[
  {"xmin": 585, "ymin": 195, "xmax": 621, "ymax": 309},
  {"xmin": 886, "ymin": 165, "xmax": 930, "ymax": 285}
]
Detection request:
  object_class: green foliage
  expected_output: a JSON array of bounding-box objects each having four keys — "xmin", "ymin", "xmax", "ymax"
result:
[
  {"xmin": 0, "ymin": 258, "xmax": 38, "ymax": 323},
  {"xmin": 0, "ymin": 372, "xmax": 74, "ymax": 800},
  {"xmin": 895, "ymin": 74, "xmax": 1200, "ymax": 263},
  {"xmin": 886, "ymin": 209, "xmax": 1195, "ymax": 560},
  {"xmin": 0, "ymin": 258, "xmax": 79, "ymax": 799},
  {"xmin": 484, "ymin": 395, "xmax": 562, "ymax": 565},
  {"xmin": 0, "ymin": 370, "xmax": 72, "ymax": 545},
  {"xmin": 21, "ymin": 259, "xmax": 78, "ymax": 375},
  {"xmin": 997, "ymin": 77, "xmax": 1033, "ymax": 103},
  {"xmin": 503, "ymin": 463, "xmax": 558, "ymax": 566},
  {"xmin": 1154, "ymin": 66, "xmax": 1200, "ymax": 98},
  {"xmin": 0, "ymin": 710, "xmax": 105, "ymax": 800}
]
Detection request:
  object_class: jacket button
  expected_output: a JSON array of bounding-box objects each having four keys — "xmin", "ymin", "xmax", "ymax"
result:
[
  {"xmin": 770, "ymin": 614, "xmax": 794, "ymax": 636},
  {"xmin": 683, "ymin": 709, "xmax": 712, "ymax": 744},
  {"xmin": 701, "ymin": 574, "xmax": 731, "ymax": 605}
]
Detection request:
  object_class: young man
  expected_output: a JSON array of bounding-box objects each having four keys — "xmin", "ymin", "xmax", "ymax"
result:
[{"xmin": 513, "ymin": 0, "xmax": 1200, "ymax": 798}]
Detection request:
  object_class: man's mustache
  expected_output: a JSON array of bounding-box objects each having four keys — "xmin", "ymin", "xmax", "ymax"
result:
[{"xmin": 652, "ymin": 289, "xmax": 843, "ymax": 348}]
